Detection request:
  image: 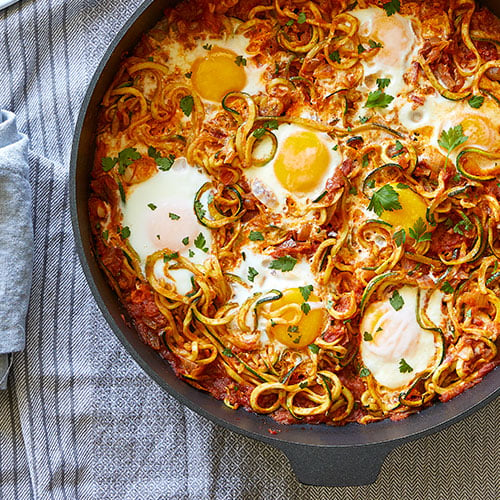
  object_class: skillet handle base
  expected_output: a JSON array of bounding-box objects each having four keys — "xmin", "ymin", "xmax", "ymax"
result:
[{"xmin": 278, "ymin": 442, "xmax": 394, "ymax": 487}]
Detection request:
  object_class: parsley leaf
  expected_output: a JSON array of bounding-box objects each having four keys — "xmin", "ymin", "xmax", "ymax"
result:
[
  {"xmin": 441, "ymin": 281, "xmax": 454, "ymax": 294},
  {"xmin": 365, "ymin": 90, "xmax": 394, "ymax": 108},
  {"xmin": 299, "ymin": 285, "xmax": 313, "ymax": 301},
  {"xmin": 180, "ymin": 95, "xmax": 194, "ymax": 117},
  {"xmin": 253, "ymin": 119, "xmax": 279, "ymax": 139},
  {"xmin": 235, "ymin": 55, "xmax": 247, "ymax": 67},
  {"xmin": 438, "ymin": 124, "xmax": 468, "ymax": 169},
  {"xmin": 147, "ymin": 203, "xmax": 157, "ymax": 211},
  {"xmin": 362, "ymin": 153, "xmax": 370, "ymax": 168},
  {"xmin": 120, "ymin": 226, "xmax": 130, "ymax": 239},
  {"xmin": 359, "ymin": 367, "xmax": 371, "ymax": 377},
  {"xmin": 269, "ymin": 255, "xmax": 297, "ymax": 272},
  {"xmin": 182, "ymin": 236, "xmax": 189, "ymax": 246},
  {"xmin": 393, "ymin": 228, "xmax": 406, "ymax": 247},
  {"xmin": 222, "ymin": 347, "xmax": 234, "ymax": 357},
  {"xmin": 101, "ymin": 156, "xmax": 116, "ymax": 172},
  {"xmin": 117, "ymin": 148, "xmax": 141, "ymax": 174},
  {"xmin": 357, "ymin": 43, "xmax": 366, "ymax": 54},
  {"xmin": 288, "ymin": 325, "xmax": 299, "ymax": 333},
  {"xmin": 117, "ymin": 180, "xmax": 126, "ymax": 203},
  {"xmin": 363, "ymin": 331, "xmax": 373, "ymax": 341},
  {"xmin": 285, "ymin": 19, "xmax": 294, "ymax": 27},
  {"xmin": 368, "ymin": 184, "xmax": 402, "ymax": 216},
  {"xmin": 368, "ymin": 39, "xmax": 383, "ymax": 48},
  {"xmin": 248, "ymin": 267, "xmax": 259, "ymax": 282},
  {"xmin": 297, "ymin": 12, "xmax": 307, "ymax": 24},
  {"xmin": 399, "ymin": 358, "xmax": 413, "ymax": 373},
  {"xmin": 408, "ymin": 217, "xmax": 432, "ymax": 243},
  {"xmin": 390, "ymin": 290, "xmax": 404, "ymax": 311},
  {"xmin": 301, "ymin": 302, "xmax": 311, "ymax": 315},
  {"xmin": 169, "ymin": 212, "xmax": 180, "ymax": 220},
  {"xmin": 102, "ymin": 230, "xmax": 109, "ymax": 241},
  {"xmin": 329, "ymin": 50, "xmax": 341, "ymax": 63},
  {"xmin": 308, "ymin": 343, "xmax": 319, "ymax": 354},
  {"xmin": 249, "ymin": 230, "xmax": 264, "ymax": 241},
  {"xmin": 468, "ymin": 95, "xmax": 484, "ymax": 109},
  {"xmin": 382, "ymin": 0, "xmax": 401, "ymax": 16},
  {"xmin": 148, "ymin": 146, "xmax": 176, "ymax": 171},
  {"xmin": 194, "ymin": 232, "xmax": 208, "ymax": 252},
  {"xmin": 163, "ymin": 252, "xmax": 179, "ymax": 262},
  {"xmin": 376, "ymin": 78, "xmax": 390, "ymax": 89}
]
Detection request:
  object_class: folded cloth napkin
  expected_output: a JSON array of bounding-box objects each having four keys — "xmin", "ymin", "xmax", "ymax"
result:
[{"xmin": 0, "ymin": 110, "xmax": 32, "ymax": 389}]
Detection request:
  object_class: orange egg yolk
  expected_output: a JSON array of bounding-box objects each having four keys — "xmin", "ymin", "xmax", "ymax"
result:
[
  {"xmin": 267, "ymin": 288, "xmax": 325, "ymax": 348},
  {"xmin": 380, "ymin": 183, "xmax": 430, "ymax": 232},
  {"xmin": 273, "ymin": 131, "xmax": 330, "ymax": 193},
  {"xmin": 191, "ymin": 48, "xmax": 247, "ymax": 102}
]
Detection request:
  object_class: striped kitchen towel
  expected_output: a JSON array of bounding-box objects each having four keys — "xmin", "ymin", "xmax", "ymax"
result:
[
  {"xmin": 0, "ymin": 1, "xmax": 498, "ymax": 499},
  {"xmin": 0, "ymin": 109, "xmax": 32, "ymax": 390}
]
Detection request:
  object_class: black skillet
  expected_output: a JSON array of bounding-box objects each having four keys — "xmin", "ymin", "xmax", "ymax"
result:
[{"xmin": 70, "ymin": 0, "xmax": 500, "ymax": 486}]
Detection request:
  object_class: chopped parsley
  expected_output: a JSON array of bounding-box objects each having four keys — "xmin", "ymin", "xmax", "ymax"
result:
[
  {"xmin": 202, "ymin": 43, "xmax": 212, "ymax": 50},
  {"xmin": 382, "ymin": 0, "xmax": 401, "ymax": 16},
  {"xmin": 441, "ymin": 281, "xmax": 454, "ymax": 294},
  {"xmin": 222, "ymin": 347, "xmax": 234, "ymax": 357},
  {"xmin": 376, "ymin": 78, "xmax": 390, "ymax": 89},
  {"xmin": 438, "ymin": 124, "xmax": 468, "ymax": 169},
  {"xmin": 363, "ymin": 332, "xmax": 373, "ymax": 341},
  {"xmin": 359, "ymin": 367, "xmax": 371, "ymax": 377},
  {"xmin": 468, "ymin": 95, "xmax": 484, "ymax": 109},
  {"xmin": 182, "ymin": 236, "xmax": 189, "ymax": 246},
  {"xmin": 169, "ymin": 212, "xmax": 180, "ymax": 220},
  {"xmin": 453, "ymin": 212, "xmax": 473, "ymax": 235},
  {"xmin": 359, "ymin": 115, "xmax": 369, "ymax": 124},
  {"xmin": 301, "ymin": 302, "xmax": 311, "ymax": 315},
  {"xmin": 390, "ymin": 289, "xmax": 404, "ymax": 311},
  {"xmin": 148, "ymin": 146, "xmax": 176, "ymax": 171},
  {"xmin": 102, "ymin": 229, "xmax": 109, "ymax": 241},
  {"xmin": 368, "ymin": 39, "xmax": 383, "ymax": 49},
  {"xmin": 269, "ymin": 255, "xmax": 297, "ymax": 272},
  {"xmin": 308, "ymin": 343, "xmax": 319, "ymax": 354},
  {"xmin": 362, "ymin": 153, "xmax": 370, "ymax": 168},
  {"xmin": 357, "ymin": 43, "xmax": 366, "ymax": 54},
  {"xmin": 147, "ymin": 203, "xmax": 157, "ymax": 211},
  {"xmin": 180, "ymin": 95, "xmax": 194, "ymax": 117},
  {"xmin": 249, "ymin": 230, "xmax": 264, "ymax": 241},
  {"xmin": 194, "ymin": 232, "xmax": 208, "ymax": 253},
  {"xmin": 117, "ymin": 180, "xmax": 126, "ymax": 203},
  {"xmin": 349, "ymin": 186, "xmax": 358, "ymax": 195},
  {"xmin": 409, "ymin": 217, "xmax": 432, "ymax": 243},
  {"xmin": 288, "ymin": 325, "xmax": 299, "ymax": 333},
  {"xmin": 120, "ymin": 226, "xmax": 130, "ymax": 239},
  {"xmin": 235, "ymin": 55, "xmax": 247, "ymax": 67},
  {"xmin": 368, "ymin": 184, "xmax": 402, "ymax": 216},
  {"xmin": 297, "ymin": 12, "xmax": 307, "ymax": 24},
  {"xmin": 393, "ymin": 228, "xmax": 406, "ymax": 247},
  {"xmin": 399, "ymin": 358, "xmax": 413, "ymax": 373},
  {"xmin": 188, "ymin": 249, "xmax": 195, "ymax": 258},
  {"xmin": 465, "ymin": 308, "xmax": 472, "ymax": 318},
  {"xmin": 285, "ymin": 19, "xmax": 294, "ymax": 27},
  {"xmin": 329, "ymin": 50, "xmax": 341, "ymax": 63},
  {"xmin": 364, "ymin": 89, "xmax": 394, "ymax": 108},
  {"xmin": 299, "ymin": 284, "xmax": 313, "ymax": 301},
  {"xmin": 163, "ymin": 252, "xmax": 179, "ymax": 262},
  {"xmin": 184, "ymin": 71, "xmax": 192, "ymax": 79},
  {"xmin": 253, "ymin": 119, "xmax": 279, "ymax": 139},
  {"xmin": 332, "ymin": 144, "xmax": 338, "ymax": 151},
  {"xmin": 248, "ymin": 266, "xmax": 259, "ymax": 282}
]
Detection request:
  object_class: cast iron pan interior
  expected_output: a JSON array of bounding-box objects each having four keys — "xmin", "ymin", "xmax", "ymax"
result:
[{"xmin": 70, "ymin": 0, "xmax": 500, "ymax": 486}]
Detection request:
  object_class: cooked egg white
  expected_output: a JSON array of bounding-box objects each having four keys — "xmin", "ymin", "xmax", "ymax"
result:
[
  {"xmin": 245, "ymin": 123, "xmax": 342, "ymax": 210},
  {"xmin": 121, "ymin": 157, "xmax": 213, "ymax": 295},
  {"xmin": 360, "ymin": 286, "xmax": 442, "ymax": 389},
  {"xmin": 351, "ymin": 7, "xmax": 419, "ymax": 101},
  {"xmin": 228, "ymin": 247, "xmax": 326, "ymax": 347}
]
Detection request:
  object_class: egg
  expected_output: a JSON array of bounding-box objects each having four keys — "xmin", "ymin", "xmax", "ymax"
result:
[
  {"xmin": 121, "ymin": 157, "xmax": 213, "ymax": 270},
  {"xmin": 351, "ymin": 7, "xmax": 418, "ymax": 100},
  {"xmin": 164, "ymin": 22, "xmax": 266, "ymax": 102},
  {"xmin": 360, "ymin": 286, "xmax": 442, "ymax": 389},
  {"xmin": 228, "ymin": 247, "xmax": 326, "ymax": 347},
  {"xmin": 244, "ymin": 123, "xmax": 342, "ymax": 209}
]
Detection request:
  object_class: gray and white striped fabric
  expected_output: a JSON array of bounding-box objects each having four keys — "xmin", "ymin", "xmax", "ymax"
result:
[{"xmin": 0, "ymin": 1, "xmax": 498, "ymax": 499}]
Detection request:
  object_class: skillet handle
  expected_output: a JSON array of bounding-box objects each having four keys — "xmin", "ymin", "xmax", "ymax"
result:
[{"xmin": 277, "ymin": 442, "xmax": 395, "ymax": 486}]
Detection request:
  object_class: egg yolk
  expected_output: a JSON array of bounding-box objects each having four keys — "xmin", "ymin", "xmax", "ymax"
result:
[
  {"xmin": 273, "ymin": 132, "xmax": 330, "ymax": 193},
  {"xmin": 380, "ymin": 183, "xmax": 429, "ymax": 232},
  {"xmin": 191, "ymin": 48, "xmax": 247, "ymax": 102},
  {"xmin": 266, "ymin": 288, "xmax": 325, "ymax": 348},
  {"xmin": 459, "ymin": 116, "xmax": 495, "ymax": 149}
]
